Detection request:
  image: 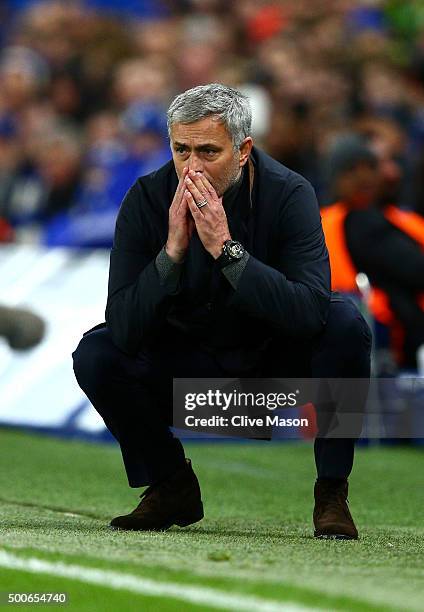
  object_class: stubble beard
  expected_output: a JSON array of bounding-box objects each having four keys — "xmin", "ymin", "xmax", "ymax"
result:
[{"xmin": 213, "ymin": 157, "xmax": 242, "ymax": 198}]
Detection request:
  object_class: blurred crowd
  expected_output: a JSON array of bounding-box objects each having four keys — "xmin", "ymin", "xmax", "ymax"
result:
[{"xmin": 0, "ymin": 0, "xmax": 423, "ymax": 247}]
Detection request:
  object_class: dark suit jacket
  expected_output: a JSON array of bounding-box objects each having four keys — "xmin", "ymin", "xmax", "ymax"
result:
[{"xmin": 104, "ymin": 146, "xmax": 331, "ymax": 365}]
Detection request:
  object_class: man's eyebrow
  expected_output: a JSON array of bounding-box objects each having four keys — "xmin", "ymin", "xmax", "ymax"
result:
[{"xmin": 173, "ymin": 141, "xmax": 222, "ymax": 150}]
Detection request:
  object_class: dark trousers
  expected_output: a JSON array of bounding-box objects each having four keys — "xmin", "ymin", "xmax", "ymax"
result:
[{"xmin": 72, "ymin": 297, "xmax": 371, "ymax": 487}]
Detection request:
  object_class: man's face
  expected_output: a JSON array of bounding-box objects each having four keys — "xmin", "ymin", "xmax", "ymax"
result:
[
  {"xmin": 170, "ymin": 116, "xmax": 250, "ymax": 197},
  {"xmin": 337, "ymin": 162, "xmax": 381, "ymax": 209},
  {"xmin": 371, "ymin": 139, "xmax": 403, "ymax": 204}
]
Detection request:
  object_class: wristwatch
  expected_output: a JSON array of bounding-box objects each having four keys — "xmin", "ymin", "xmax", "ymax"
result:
[{"xmin": 216, "ymin": 240, "xmax": 245, "ymax": 269}]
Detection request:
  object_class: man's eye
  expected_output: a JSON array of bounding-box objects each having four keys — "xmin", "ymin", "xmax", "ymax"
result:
[
  {"xmin": 205, "ymin": 149, "xmax": 217, "ymax": 156},
  {"xmin": 175, "ymin": 147, "xmax": 186, "ymax": 154}
]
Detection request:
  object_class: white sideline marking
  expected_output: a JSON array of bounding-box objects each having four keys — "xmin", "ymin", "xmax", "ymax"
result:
[{"xmin": 0, "ymin": 550, "xmax": 317, "ymax": 612}]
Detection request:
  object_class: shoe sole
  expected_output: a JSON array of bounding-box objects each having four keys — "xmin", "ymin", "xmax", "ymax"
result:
[
  {"xmin": 314, "ymin": 532, "xmax": 358, "ymax": 540},
  {"xmin": 109, "ymin": 505, "xmax": 204, "ymax": 532},
  {"xmin": 162, "ymin": 509, "xmax": 204, "ymax": 531}
]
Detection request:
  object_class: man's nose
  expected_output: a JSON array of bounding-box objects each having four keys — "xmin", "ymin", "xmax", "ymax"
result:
[{"xmin": 188, "ymin": 153, "xmax": 203, "ymax": 174}]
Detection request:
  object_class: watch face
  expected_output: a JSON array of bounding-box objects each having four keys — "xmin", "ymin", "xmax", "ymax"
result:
[{"xmin": 226, "ymin": 241, "xmax": 244, "ymax": 259}]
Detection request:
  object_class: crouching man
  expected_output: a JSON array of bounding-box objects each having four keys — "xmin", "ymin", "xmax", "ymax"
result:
[{"xmin": 73, "ymin": 84, "xmax": 371, "ymax": 539}]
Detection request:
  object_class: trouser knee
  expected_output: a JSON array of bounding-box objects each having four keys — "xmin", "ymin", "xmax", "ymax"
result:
[
  {"xmin": 322, "ymin": 298, "xmax": 372, "ymax": 375},
  {"xmin": 72, "ymin": 328, "xmax": 127, "ymax": 395}
]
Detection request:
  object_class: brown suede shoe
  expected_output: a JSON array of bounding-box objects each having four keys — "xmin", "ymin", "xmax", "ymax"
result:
[
  {"xmin": 110, "ymin": 459, "xmax": 204, "ymax": 531},
  {"xmin": 313, "ymin": 478, "xmax": 358, "ymax": 540}
]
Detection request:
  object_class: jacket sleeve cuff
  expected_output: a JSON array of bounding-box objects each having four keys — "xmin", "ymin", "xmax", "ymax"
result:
[
  {"xmin": 155, "ymin": 245, "xmax": 184, "ymax": 295},
  {"xmin": 221, "ymin": 251, "xmax": 250, "ymax": 289}
]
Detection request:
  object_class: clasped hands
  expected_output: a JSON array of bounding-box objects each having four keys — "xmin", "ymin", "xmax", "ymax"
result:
[{"xmin": 165, "ymin": 167, "xmax": 231, "ymax": 263}]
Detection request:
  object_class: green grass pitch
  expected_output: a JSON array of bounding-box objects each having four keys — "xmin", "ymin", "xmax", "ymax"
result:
[{"xmin": 0, "ymin": 429, "xmax": 422, "ymax": 611}]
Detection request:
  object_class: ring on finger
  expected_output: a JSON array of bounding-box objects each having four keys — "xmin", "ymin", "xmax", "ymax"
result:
[{"xmin": 196, "ymin": 198, "xmax": 208, "ymax": 208}]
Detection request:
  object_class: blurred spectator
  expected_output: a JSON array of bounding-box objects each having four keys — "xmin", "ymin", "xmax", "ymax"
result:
[
  {"xmin": 321, "ymin": 134, "xmax": 424, "ymax": 370},
  {"xmin": 0, "ymin": 45, "xmax": 49, "ymax": 112},
  {"xmin": 43, "ymin": 103, "xmax": 170, "ymax": 247},
  {"xmin": 1, "ymin": 126, "xmax": 83, "ymax": 237}
]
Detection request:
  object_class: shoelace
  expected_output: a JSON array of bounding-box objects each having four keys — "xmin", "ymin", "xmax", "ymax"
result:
[
  {"xmin": 138, "ymin": 465, "xmax": 188, "ymax": 503},
  {"xmin": 132, "ymin": 484, "xmax": 161, "ymax": 514},
  {"xmin": 139, "ymin": 477, "xmax": 176, "ymax": 502}
]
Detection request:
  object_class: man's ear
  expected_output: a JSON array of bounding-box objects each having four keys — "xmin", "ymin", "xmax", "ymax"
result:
[{"xmin": 239, "ymin": 137, "xmax": 253, "ymax": 167}]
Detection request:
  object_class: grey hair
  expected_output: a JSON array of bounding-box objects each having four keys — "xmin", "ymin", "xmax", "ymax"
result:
[{"xmin": 167, "ymin": 83, "xmax": 252, "ymax": 148}]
